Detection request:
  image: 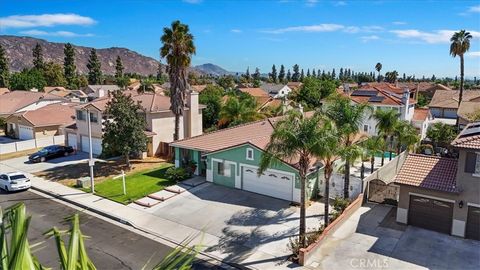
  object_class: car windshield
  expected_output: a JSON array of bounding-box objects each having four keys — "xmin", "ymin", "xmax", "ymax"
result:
[
  {"xmin": 38, "ymin": 148, "xmax": 50, "ymax": 154},
  {"xmin": 10, "ymin": 175, "xmax": 26, "ymax": 180}
]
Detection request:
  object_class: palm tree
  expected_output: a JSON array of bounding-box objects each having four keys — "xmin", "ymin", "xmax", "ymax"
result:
[
  {"xmin": 160, "ymin": 20, "xmax": 196, "ymax": 141},
  {"xmin": 385, "ymin": 70, "xmax": 399, "ymax": 83},
  {"xmin": 375, "ymin": 62, "xmax": 382, "ymax": 82},
  {"xmin": 362, "ymin": 136, "xmax": 384, "ymax": 174},
  {"xmin": 259, "ymin": 111, "xmax": 325, "ymax": 248},
  {"xmin": 450, "ymin": 30, "xmax": 472, "ymax": 126},
  {"xmin": 393, "ymin": 121, "xmax": 419, "ymax": 154},
  {"xmin": 218, "ymin": 96, "xmax": 262, "ymax": 127},
  {"xmin": 325, "ymin": 95, "xmax": 371, "ymax": 199},
  {"xmin": 139, "ymin": 78, "xmax": 155, "ymax": 93},
  {"xmin": 373, "ymin": 109, "xmax": 398, "ymax": 165}
]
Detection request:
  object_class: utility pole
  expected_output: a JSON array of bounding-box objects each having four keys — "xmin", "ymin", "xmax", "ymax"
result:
[{"xmin": 86, "ymin": 108, "xmax": 95, "ymax": 193}]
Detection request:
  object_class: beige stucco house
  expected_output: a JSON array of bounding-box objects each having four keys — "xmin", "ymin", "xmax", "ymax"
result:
[
  {"xmin": 395, "ymin": 122, "xmax": 480, "ymax": 240},
  {"xmin": 65, "ymin": 90, "xmax": 204, "ymax": 157}
]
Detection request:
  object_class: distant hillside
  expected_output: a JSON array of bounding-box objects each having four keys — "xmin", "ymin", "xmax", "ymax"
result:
[
  {"xmin": 194, "ymin": 63, "xmax": 231, "ymax": 76},
  {"xmin": 0, "ymin": 35, "xmax": 212, "ymax": 76}
]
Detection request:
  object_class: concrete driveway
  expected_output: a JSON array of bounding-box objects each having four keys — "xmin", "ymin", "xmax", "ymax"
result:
[
  {"xmin": 0, "ymin": 152, "xmax": 93, "ymax": 173},
  {"xmin": 145, "ymin": 183, "xmax": 327, "ymax": 268},
  {"xmin": 308, "ymin": 203, "xmax": 480, "ymax": 270}
]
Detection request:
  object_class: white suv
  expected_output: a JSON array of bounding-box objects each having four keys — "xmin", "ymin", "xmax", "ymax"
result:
[{"xmin": 0, "ymin": 172, "xmax": 31, "ymax": 192}]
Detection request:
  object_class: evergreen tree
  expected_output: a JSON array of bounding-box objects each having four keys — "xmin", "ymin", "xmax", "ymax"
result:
[
  {"xmin": 43, "ymin": 62, "xmax": 67, "ymax": 86},
  {"xmin": 87, "ymin": 48, "xmax": 102, "ymax": 84},
  {"xmin": 245, "ymin": 67, "xmax": 251, "ymax": 82},
  {"xmin": 63, "ymin": 43, "xmax": 76, "ymax": 89},
  {"xmin": 32, "ymin": 43, "xmax": 44, "ymax": 70},
  {"xmin": 339, "ymin": 68, "xmax": 344, "ymax": 81},
  {"xmin": 286, "ymin": 69, "xmax": 292, "ymax": 82},
  {"xmin": 312, "ymin": 69, "xmax": 316, "ymax": 78},
  {"xmin": 292, "ymin": 64, "xmax": 300, "ymax": 82},
  {"xmin": 331, "ymin": 68, "xmax": 336, "ymax": 80},
  {"xmin": 269, "ymin": 64, "xmax": 277, "ymax": 83},
  {"xmin": 115, "ymin": 56, "xmax": 124, "ymax": 78},
  {"xmin": 300, "ymin": 69, "xmax": 305, "ymax": 82},
  {"xmin": 156, "ymin": 62, "xmax": 163, "ymax": 81},
  {"xmin": 0, "ymin": 44, "xmax": 9, "ymax": 88},
  {"xmin": 431, "ymin": 74, "xmax": 436, "ymax": 82},
  {"xmin": 253, "ymin": 67, "xmax": 261, "ymax": 81},
  {"xmin": 306, "ymin": 69, "xmax": 310, "ymax": 77},
  {"xmin": 278, "ymin": 64, "xmax": 286, "ymax": 83},
  {"xmin": 402, "ymin": 73, "xmax": 406, "ymax": 81}
]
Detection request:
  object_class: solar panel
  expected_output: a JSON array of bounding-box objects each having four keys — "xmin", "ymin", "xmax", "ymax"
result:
[
  {"xmin": 351, "ymin": 90, "xmax": 377, "ymax": 97},
  {"xmin": 460, "ymin": 126, "xmax": 480, "ymax": 137},
  {"xmin": 368, "ymin": 96, "xmax": 385, "ymax": 102}
]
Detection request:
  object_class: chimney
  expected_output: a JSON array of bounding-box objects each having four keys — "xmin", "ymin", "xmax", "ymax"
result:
[
  {"xmin": 98, "ymin": 88, "xmax": 105, "ymax": 98},
  {"xmin": 186, "ymin": 90, "xmax": 201, "ymax": 138},
  {"xmin": 401, "ymin": 88, "xmax": 410, "ymax": 121}
]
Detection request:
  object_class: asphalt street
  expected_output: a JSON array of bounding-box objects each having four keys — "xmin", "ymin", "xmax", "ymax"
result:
[{"xmin": 0, "ymin": 190, "xmax": 226, "ymax": 270}]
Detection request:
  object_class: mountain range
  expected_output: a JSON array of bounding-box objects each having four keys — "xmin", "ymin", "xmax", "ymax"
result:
[{"xmin": 0, "ymin": 35, "xmax": 230, "ymax": 77}]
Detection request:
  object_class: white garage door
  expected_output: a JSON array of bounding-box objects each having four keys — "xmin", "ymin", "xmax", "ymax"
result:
[
  {"xmin": 81, "ymin": 136, "xmax": 102, "ymax": 155},
  {"xmin": 67, "ymin": 133, "xmax": 77, "ymax": 149},
  {"xmin": 18, "ymin": 125, "xmax": 34, "ymax": 140},
  {"xmin": 242, "ymin": 166, "xmax": 293, "ymax": 201}
]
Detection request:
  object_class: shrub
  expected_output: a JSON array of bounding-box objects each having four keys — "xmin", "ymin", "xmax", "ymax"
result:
[
  {"xmin": 333, "ymin": 197, "xmax": 349, "ymax": 213},
  {"xmin": 417, "ymin": 144, "xmax": 434, "ymax": 155},
  {"xmin": 165, "ymin": 167, "xmax": 189, "ymax": 182},
  {"xmin": 287, "ymin": 226, "xmax": 325, "ymax": 260}
]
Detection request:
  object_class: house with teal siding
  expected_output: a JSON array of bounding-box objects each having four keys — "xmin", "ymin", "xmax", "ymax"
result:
[{"xmin": 170, "ymin": 118, "xmax": 324, "ymax": 203}]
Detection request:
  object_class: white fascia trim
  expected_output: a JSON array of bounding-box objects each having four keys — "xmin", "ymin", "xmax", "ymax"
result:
[
  {"xmin": 467, "ymin": 202, "xmax": 480, "ymax": 208},
  {"xmin": 409, "ymin": 192, "xmax": 455, "ymax": 203}
]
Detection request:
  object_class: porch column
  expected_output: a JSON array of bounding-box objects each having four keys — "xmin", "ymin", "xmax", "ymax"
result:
[{"xmin": 174, "ymin": 147, "xmax": 180, "ymax": 168}]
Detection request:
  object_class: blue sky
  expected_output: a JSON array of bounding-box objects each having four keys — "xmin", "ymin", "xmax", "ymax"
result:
[{"xmin": 1, "ymin": 0, "xmax": 479, "ymax": 77}]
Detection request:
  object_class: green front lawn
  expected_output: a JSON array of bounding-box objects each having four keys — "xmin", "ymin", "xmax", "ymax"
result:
[{"xmin": 86, "ymin": 163, "xmax": 175, "ymax": 204}]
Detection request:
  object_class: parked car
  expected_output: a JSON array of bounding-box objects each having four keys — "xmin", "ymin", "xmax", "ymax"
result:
[
  {"xmin": 28, "ymin": 145, "xmax": 74, "ymax": 163},
  {"xmin": 0, "ymin": 172, "xmax": 31, "ymax": 192}
]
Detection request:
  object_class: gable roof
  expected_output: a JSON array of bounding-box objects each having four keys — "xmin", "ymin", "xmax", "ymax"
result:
[
  {"xmin": 451, "ymin": 122, "xmax": 480, "ymax": 150},
  {"xmin": 238, "ymin": 87, "xmax": 269, "ymax": 97},
  {"xmin": 260, "ymin": 83, "xmax": 289, "ymax": 94},
  {"xmin": 429, "ymin": 90, "xmax": 480, "ymax": 109},
  {"xmin": 394, "ymin": 154, "xmax": 458, "ymax": 193},
  {"xmin": 76, "ymin": 92, "xmax": 173, "ymax": 112},
  {"xmin": 7, "ymin": 103, "xmax": 76, "ymax": 127},
  {"xmin": 344, "ymin": 86, "xmax": 416, "ymax": 107},
  {"xmin": 412, "ymin": 108, "xmax": 430, "ymax": 121},
  {"xmin": 84, "ymin": 85, "xmax": 120, "ymax": 94},
  {"xmin": 0, "ymin": 91, "xmax": 65, "ymax": 115},
  {"xmin": 457, "ymin": 101, "xmax": 480, "ymax": 121}
]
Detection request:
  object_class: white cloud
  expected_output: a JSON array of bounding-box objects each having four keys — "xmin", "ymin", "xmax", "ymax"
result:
[
  {"xmin": 0, "ymin": 13, "xmax": 96, "ymax": 29},
  {"xmin": 391, "ymin": 29, "xmax": 480, "ymax": 44},
  {"xmin": 262, "ymin": 23, "xmax": 344, "ymax": 34},
  {"xmin": 468, "ymin": 5, "xmax": 480, "ymax": 13},
  {"xmin": 19, "ymin": 29, "xmax": 94, "ymax": 37},
  {"xmin": 360, "ymin": 35, "xmax": 380, "ymax": 42},
  {"xmin": 392, "ymin": 21, "xmax": 407, "ymax": 25},
  {"xmin": 305, "ymin": 0, "xmax": 318, "ymax": 7},
  {"xmin": 466, "ymin": 51, "xmax": 480, "ymax": 58},
  {"xmin": 344, "ymin": 25, "xmax": 383, "ymax": 33},
  {"xmin": 231, "ymin": 29, "xmax": 242, "ymax": 33},
  {"xmin": 333, "ymin": 1, "xmax": 347, "ymax": 6}
]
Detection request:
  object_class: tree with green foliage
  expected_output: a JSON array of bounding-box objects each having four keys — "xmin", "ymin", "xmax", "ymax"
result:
[
  {"xmin": 362, "ymin": 136, "xmax": 384, "ymax": 173},
  {"xmin": 300, "ymin": 69, "xmax": 305, "ymax": 82},
  {"xmin": 63, "ymin": 43, "xmax": 77, "ymax": 89},
  {"xmin": 278, "ymin": 64, "xmax": 285, "ymax": 83},
  {"xmin": 244, "ymin": 67, "xmax": 251, "ymax": 83},
  {"xmin": 161, "ymin": 20, "xmax": 196, "ymax": 141},
  {"xmin": 32, "ymin": 43, "xmax": 44, "ymax": 70},
  {"xmin": 10, "ymin": 68, "xmax": 47, "ymax": 90},
  {"xmin": 294, "ymin": 77, "xmax": 336, "ymax": 109},
  {"xmin": 373, "ymin": 109, "xmax": 398, "ymax": 165},
  {"xmin": 450, "ymin": 30, "xmax": 472, "ymax": 125},
  {"xmin": 393, "ymin": 120, "xmax": 419, "ymax": 154},
  {"xmin": 116, "ymin": 76, "xmax": 130, "ymax": 89},
  {"xmin": 115, "ymin": 55, "xmax": 124, "ymax": 78},
  {"xmin": 87, "ymin": 48, "xmax": 102, "ymax": 84},
  {"xmin": 199, "ymin": 84, "xmax": 223, "ymax": 129},
  {"xmin": 292, "ymin": 64, "xmax": 300, "ymax": 82},
  {"xmin": 0, "ymin": 45, "xmax": 9, "ymax": 88},
  {"xmin": 43, "ymin": 62, "xmax": 67, "ymax": 87},
  {"xmin": 325, "ymin": 95, "xmax": 371, "ymax": 198},
  {"xmin": 269, "ymin": 64, "xmax": 277, "ymax": 83},
  {"xmin": 253, "ymin": 67, "xmax": 261, "ymax": 81},
  {"xmin": 219, "ymin": 95, "xmax": 261, "ymax": 127},
  {"xmin": 217, "ymin": 75, "xmax": 235, "ymax": 90},
  {"xmin": 426, "ymin": 122, "xmax": 458, "ymax": 147},
  {"xmin": 385, "ymin": 70, "xmax": 398, "ymax": 83},
  {"xmin": 416, "ymin": 93, "xmax": 429, "ymax": 107},
  {"xmin": 375, "ymin": 62, "xmax": 382, "ymax": 82},
  {"xmin": 103, "ymin": 91, "xmax": 148, "ymax": 168},
  {"xmin": 286, "ymin": 69, "xmax": 292, "ymax": 82},
  {"xmin": 156, "ymin": 62, "xmax": 163, "ymax": 81},
  {"xmin": 331, "ymin": 68, "xmax": 336, "ymax": 80}
]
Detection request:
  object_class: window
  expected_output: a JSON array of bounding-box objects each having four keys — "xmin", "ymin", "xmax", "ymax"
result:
[
  {"xmin": 363, "ymin": 124, "xmax": 369, "ymax": 132},
  {"xmin": 246, "ymin": 148, "xmax": 254, "ymax": 160},
  {"xmin": 90, "ymin": 112, "xmax": 98, "ymax": 123},
  {"xmin": 476, "ymin": 153, "xmax": 480, "ymax": 175},
  {"xmin": 217, "ymin": 162, "xmax": 224, "ymax": 176},
  {"xmin": 76, "ymin": 110, "xmax": 86, "ymax": 121},
  {"xmin": 465, "ymin": 152, "xmax": 480, "ymax": 176}
]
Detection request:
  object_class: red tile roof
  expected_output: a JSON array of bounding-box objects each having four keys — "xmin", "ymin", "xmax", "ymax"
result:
[
  {"xmin": 394, "ymin": 154, "xmax": 458, "ymax": 193},
  {"xmin": 451, "ymin": 122, "xmax": 480, "ymax": 149},
  {"xmin": 8, "ymin": 103, "xmax": 76, "ymax": 127},
  {"xmin": 238, "ymin": 87, "xmax": 269, "ymax": 97},
  {"xmin": 412, "ymin": 108, "xmax": 430, "ymax": 121}
]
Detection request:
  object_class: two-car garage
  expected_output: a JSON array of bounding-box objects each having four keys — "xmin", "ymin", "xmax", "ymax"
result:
[
  {"xmin": 81, "ymin": 136, "xmax": 102, "ymax": 156},
  {"xmin": 408, "ymin": 195, "xmax": 454, "ymax": 234},
  {"xmin": 242, "ymin": 166, "xmax": 294, "ymax": 201}
]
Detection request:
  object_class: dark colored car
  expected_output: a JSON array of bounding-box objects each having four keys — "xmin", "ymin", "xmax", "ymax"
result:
[{"xmin": 28, "ymin": 145, "xmax": 74, "ymax": 163}]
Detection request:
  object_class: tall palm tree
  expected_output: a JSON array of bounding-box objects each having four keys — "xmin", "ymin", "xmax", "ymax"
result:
[
  {"xmin": 218, "ymin": 96, "xmax": 262, "ymax": 127},
  {"xmin": 259, "ymin": 111, "xmax": 325, "ymax": 248},
  {"xmin": 373, "ymin": 109, "xmax": 398, "ymax": 165},
  {"xmin": 160, "ymin": 20, "xmax": 196, "ymax": 141},
  {"xmin": 325, "ymin": 95, "xmax": 371, "ymax": 199},
  {"xmin": 450, "ymin": 30, "xmax": 472, "ymax": 126},
  {"xmin": 375, "ymin": 62, "xmax": 382, "ymax": 82}
]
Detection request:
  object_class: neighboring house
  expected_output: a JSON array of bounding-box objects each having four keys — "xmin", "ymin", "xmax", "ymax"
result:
[
  {"xmin": 66, "ymin": 91, "xmax": 204, "ymax": 156},
  {"xmin": 394, "ymin": 122, "xmax": 480, "ymax": 240},
  {"xmin": 5, "ymin": 103, "xmax": 76, "ymax": 140},
  {"xmin": 457, "ymin": 101, "xmax": 480, "ymax": 127},
  {"xmin": 0, "ymin": 91, "xmax": 65, "ymax": 118},
  {"xmin": 411, "ymin": 108, "xmax": 432, "ymax": 140},
  {"xmin": 65, "ymin": 90, "xmax": 88, "ymax": 103},
  {"xmin": 362, "ymin": 82, "xmax": 417, "ymax": 99},
  {"xmin": 44, "ymin": 86, "xmax": 67, "ymax": 93},
  {"xmin": 0, "ymin": 88, "xmax": 10, "ymax": 95},
  {"xmin": 428, "ymin": 90, "xmax": 480, "ymax": 127},
  {"xmin": 238, "ymin": 87, "xmax": 270, "ymax": 106},
  {"xmin": 339, "ymin": 86, "xmax": 416, "ymax": 136},
  {"xmin": 286, "ymin": 82, "xmax": 303, "ymax": 91},
  {"xmin": 191, "ymin": 85, "xmax": 207, "ymax": 93},
  {"xmin": 170, "ymin": 115, "xmax": 322, "ymax": 203},
  {"xmin": 396, "ymin": 82, "xmax": 452, "ymax": 98},
  {"xmin": 83, "ymin": 85, "xmax": 120, "ymax": 99},
  {"xmin": 260, "ymin": 83, "xmax": 292, "ymax": 98}
]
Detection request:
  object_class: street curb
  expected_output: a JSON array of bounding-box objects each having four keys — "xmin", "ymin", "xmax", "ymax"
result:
[{"xmin": 31, "ymin": 186, "xmax": 250, "ymax": 270}]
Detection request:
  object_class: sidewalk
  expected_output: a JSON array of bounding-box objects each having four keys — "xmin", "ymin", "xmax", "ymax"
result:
[{"xmin": 23, "ymin": 174, "xmax": 305, "ymax": 270}]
